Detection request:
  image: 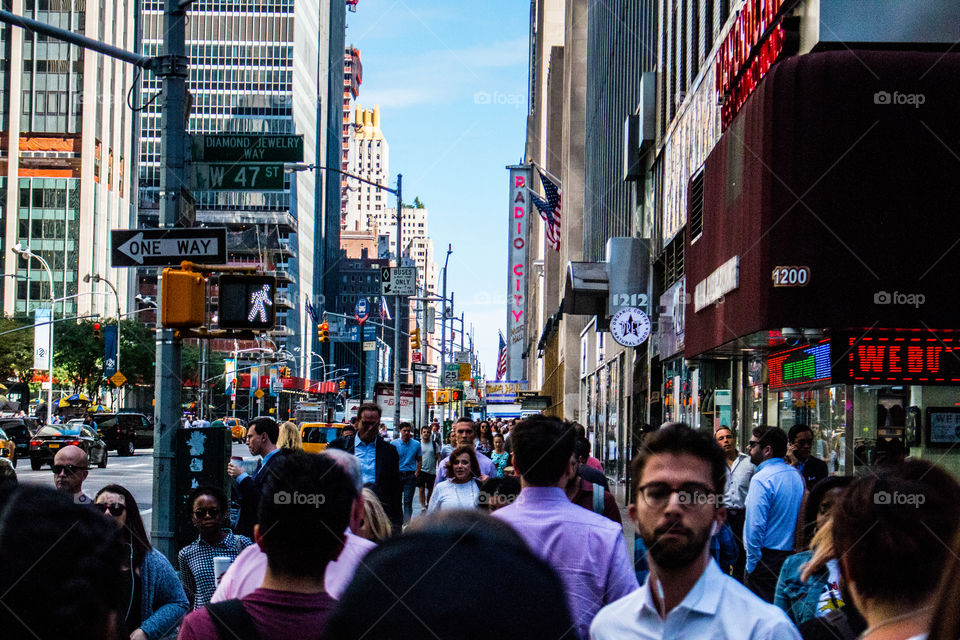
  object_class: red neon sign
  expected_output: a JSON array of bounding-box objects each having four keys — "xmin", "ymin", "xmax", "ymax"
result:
[
  {"xmin": 833, "ymin": 329, "xmax": 960, "ymax": 385},
  {"xmin": 716, "ymin": 0, "xmax": 791, "ymax": 129}
]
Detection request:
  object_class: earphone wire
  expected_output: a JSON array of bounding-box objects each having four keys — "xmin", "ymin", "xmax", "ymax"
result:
[{"xmin": 124, "ymin": 542, "xmax": 134, "ymax": 623}]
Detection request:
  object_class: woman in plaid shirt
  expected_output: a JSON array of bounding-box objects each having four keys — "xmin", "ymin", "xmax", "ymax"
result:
[{"xmin": 178, "ymin": 485, "xmax": 253, "ymax": 609}]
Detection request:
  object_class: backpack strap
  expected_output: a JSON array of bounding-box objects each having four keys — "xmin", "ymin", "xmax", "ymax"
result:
[
  {"xmin": 592, "ymin": 482, "xmax": 605, "ymax": 515},
  {"xmin": 819, "ymin": 609, "xmax": 858, "ymax": 640},
  {"xmin": 206, "ymin": 599, "xmax": 260, "ymax": 640}
]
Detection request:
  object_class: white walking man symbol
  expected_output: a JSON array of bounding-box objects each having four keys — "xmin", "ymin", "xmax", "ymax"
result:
[{"xmin": 247, "ymin": 284, "xmax": 273, "ymax": 322}]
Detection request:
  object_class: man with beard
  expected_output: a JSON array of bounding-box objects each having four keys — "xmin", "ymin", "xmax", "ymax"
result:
[{"xmin": 590, "ymin": 424, "xmax": 799, "ymax": 639}]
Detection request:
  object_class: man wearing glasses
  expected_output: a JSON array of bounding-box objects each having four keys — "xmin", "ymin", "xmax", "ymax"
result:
[
  {"xmin": 743, "ymin": 426, "xmax": 804, "ymax": 604},
  {"xmin": 714, "ymin": 426, "xmax": 754, "ymax": 581},
  {"xmin": 786, "ymin": 424, "xmax": 827, "ymax": 490},
  {"xmin": 591, "ymin": 424, "xmax": 799, "ymax": 639},
  {"xmin": 52, "ymin": 445, "xmax": 94, "ymax": 507}
]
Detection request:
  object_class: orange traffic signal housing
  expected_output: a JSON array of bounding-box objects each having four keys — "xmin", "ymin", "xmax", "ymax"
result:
[{"xmin": 161, "ymin": 268, "xmax": 205, "ymax": 328}]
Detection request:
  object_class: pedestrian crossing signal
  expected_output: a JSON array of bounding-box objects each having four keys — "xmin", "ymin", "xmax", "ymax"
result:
[{"xmin": 218, "ymin": 275, "xmax": 276, "ymax": 330}]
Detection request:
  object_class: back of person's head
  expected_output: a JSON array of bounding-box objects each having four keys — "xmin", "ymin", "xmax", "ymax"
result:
[
  {"xmin": 788, "ymin": 423, "xmax": 813, "ymax": 442},
  {"xmin": 277, "ymin": 421, "xmax": 303, "ymax": 450},
  {"xmin": 569, "ymin": 421, "xmax": 587, "ymax": 439},
  {"xmin": 478, "ymin": 476, "xmax": 521, "ymax": 512},
  {"xmin": 258, "ymin": 450, "xmax": 356, "ymax": 577},
  {"xmin": 573, "ymin": 436, "xmax": 591, "ymax": 462},
  {"xmin": 0, "ymin": 459, "xmax": 17, "ymax": 497},
  {"xmin": 631, "ymin": 423, "xmax": 727, "ymax": 496},
  {"xmin": 754, "ymin": 425, "xmax": 788, "ymax": 458},
  {"xmin": 249, "ymin": 416, "xmax": 280, "ymax": 444},
  {"xmin": 0, "ymin": 486, "xmax": 126, "ymax": 639},
  {"xmin": 833, "ymin": 460, "xmax": 960, "ymax": 610},
  {"xmin": 802, "ymin": 476, "xmax": 854, "ymax": 544},
  {"xmin": 322, "ymin": 447, "xmax": 364, "ymax": 494},
  {"xmin": 359, "ymin": 487, "xmax": 392, "ymax": 542},
  {"xmin": 511, "ymin": 415, "xmax": 575, "ymax": 486},
  {"xmin": 327, "ymin": 510, "xmax": 575, "ymax": 639}
]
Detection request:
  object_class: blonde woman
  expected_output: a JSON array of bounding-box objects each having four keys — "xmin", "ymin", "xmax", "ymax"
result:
[
  {"xmin": 276, "ymin": 421, "xmax": 303, "ymax": 450},
  {"xmin": 358, "ymin": 487, "xmax": 392, "ymax": 542}
]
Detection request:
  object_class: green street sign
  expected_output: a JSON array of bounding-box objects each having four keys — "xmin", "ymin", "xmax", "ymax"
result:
[
  {"xmin": 194, "ymin": 134, "xmax": 304, "ymax": 163},
  {"xmin": 193, "ymin": 163, "xmax": 284, "ymax": 191}
]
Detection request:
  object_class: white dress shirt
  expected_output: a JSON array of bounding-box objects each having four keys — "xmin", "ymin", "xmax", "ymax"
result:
[
  {"xmin": 724, "ymin": 452, "xmax": 756, "ymax": 510},
  {"xmin": 590, "ymin": 558, "xmax": 800, "ymax": 640}
]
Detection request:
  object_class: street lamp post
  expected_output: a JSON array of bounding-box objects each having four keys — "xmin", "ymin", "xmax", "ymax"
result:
[
  {"xmin": 287, "ymin": 163, "xmax": 404, "ymax": 428},
  {"xmin": 13, "ymin": 243, "xmax": 54, "ymax": 422},
  {"xmin": 85, "ymin": 273, "xmax": 121, "ymax": 407}
]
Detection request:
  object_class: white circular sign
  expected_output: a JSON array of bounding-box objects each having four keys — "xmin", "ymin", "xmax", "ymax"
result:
[{"xmin": 610, "ymin": 307, "xmax": 651, "ymax": 347}]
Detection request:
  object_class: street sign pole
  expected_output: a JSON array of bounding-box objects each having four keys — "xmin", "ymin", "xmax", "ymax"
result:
[
  {"xmin": 394, "ymin": 174, "xmax": 403, "ymax": 429},
  {"xmin": 153, "ymin": 0, "xmax": 189, "ymax": 563}
]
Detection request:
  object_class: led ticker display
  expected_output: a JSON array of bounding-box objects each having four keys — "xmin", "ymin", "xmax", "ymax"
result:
[
  {"xmin": 832, "ymin": 329, "xmax": 960, "ymax": 385},
  {"xmin": 768, "ymin": 341, "xmax": 832, "ymax": 389}
]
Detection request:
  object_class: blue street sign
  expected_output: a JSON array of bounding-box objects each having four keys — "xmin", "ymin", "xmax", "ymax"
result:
[
  {"xmin": 364, "ymin": 324, "xmax": 376, "ymax": 340},
  {"xmin": 355, "ymin": 298, "xmax": 368, "ymax": 317}
]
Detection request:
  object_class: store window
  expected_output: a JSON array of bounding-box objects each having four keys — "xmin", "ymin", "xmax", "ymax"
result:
[{"xmin": 777, "ymin": 387, "xmax": 847, "ymax": 475}]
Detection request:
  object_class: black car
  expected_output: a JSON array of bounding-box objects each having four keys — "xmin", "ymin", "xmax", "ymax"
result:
[
  {"xmin": 29, "ymin": 425, "xmax": 108, "ymax": 470},
  {"xmin": 0, "ymin": 417, "xmax": 39, "ymax": 461},
  {"xmin": 94, "ymin": 413, "xmax": 154, "ymax": 456}
]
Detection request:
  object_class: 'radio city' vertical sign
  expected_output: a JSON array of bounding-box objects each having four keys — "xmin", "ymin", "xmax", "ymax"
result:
[{"xmin": 505, "ymin": 165, "xmax": 532, "ymax": 381}]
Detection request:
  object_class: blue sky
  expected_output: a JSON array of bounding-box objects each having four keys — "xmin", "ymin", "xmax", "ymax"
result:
[{"xmin": 346, "ymin": 0, "xmax": 530, "ymax": 375}]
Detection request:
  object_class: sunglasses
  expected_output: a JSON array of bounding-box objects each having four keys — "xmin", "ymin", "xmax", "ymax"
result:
[
  {"xmin": 94, "ymin": 503, "xmax": 126, "ymax": 517},
  {"xmin": 194, "ymin": 508, "xmax": 221, "ymax": 519},
  {"xmin": 748, "ymin": 440, "xmax": 761, "ymax": 448},
  {"xmin": 52, "ymin": 464, "xmax": 88, "ymax": 475}
]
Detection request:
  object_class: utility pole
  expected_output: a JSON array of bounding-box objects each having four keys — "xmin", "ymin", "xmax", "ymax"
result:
[
  {"xmin": 0, "ymin": 0, "xmax": 188, "ymax": 564},
  {"xmin": 393, "ymin": 174, "xmax": 403, "ymax": 429},
  {"xmin": 152, "ymin": 0, "xmax": 189, "ymax": 562}
]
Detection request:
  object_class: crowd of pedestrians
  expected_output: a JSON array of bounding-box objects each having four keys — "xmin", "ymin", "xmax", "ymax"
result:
[{"xmin": 3, "ymin": 408, "xmax": 960, "ymax": 640}]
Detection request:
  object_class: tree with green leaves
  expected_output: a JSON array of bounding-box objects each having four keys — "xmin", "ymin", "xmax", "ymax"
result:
[
  {"xmin": 0, "ymin": 315, "xmax": 38, "ymax": 383},
  {"xmin": 54, "ymin": 319, "xmax": 103, "ymax": 396}
]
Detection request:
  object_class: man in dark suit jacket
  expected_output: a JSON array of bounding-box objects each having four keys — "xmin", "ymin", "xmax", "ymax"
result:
[
  {"xmin": 788, "ymin": 423, "xmax": 828, "ymax": 489},
  {"xmin": 227, "ymin": 416, "xmax": 282, "ymax": 538},
  {"xmin": 326, "ymin": 423, "xmax": 357, "ymax": 451},
  {"xmin": 328, "ymin": 403, "xmax": 401, "ymax": 531}
]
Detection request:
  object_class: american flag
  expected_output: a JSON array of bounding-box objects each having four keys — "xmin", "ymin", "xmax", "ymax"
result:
[
  {"xmin": 496, "ymin": 332, "xmax": 507, "ymax": 380},
  {"xmin": 531, "ymin": 168, "xmax": 561, "ymax": 252},
  {"xmin": 379, "ymin": 296, "xmax": 392, "ymax": 321}
]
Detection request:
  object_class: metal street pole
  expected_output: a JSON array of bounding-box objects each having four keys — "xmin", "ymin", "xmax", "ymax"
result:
[
  {"xmin": 85, "ymin": 273, "xmax": 121, "ymax": 407},
  {"xmin": 152, "ymin": 0, "xmax": 189, "ymax": 562},
  {"xmin": 393, "ymin": 174, "xmax": 403, "ymax": 429},
  {"xmin": 13, "ymin": 246, "xmax": 55, "ymax": 421}
]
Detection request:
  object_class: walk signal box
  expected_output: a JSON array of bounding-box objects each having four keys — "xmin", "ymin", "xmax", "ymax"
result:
[{"xmin": 219, "ymin": 275, "xmax": 277, "ymax": 330}]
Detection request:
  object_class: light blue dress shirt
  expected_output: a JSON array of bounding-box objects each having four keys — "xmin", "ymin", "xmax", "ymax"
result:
[
  {"xmin": 391, "ymin": 437, "xmax": 421, "ymax": 472},
  {"xmin": 355, "ymin": 434, "xmax": 377, "ymax": 485},
  {"xmin": 590, "ymin": 559, "xmax": 801, "ymax": 639},
  {"xmin": 743, "ymin": 457, "xmax": 805, "ymax": 573}
]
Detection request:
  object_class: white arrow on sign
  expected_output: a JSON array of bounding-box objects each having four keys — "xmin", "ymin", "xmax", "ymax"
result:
[{"xmin": 117, "ymin": 232, "xmax": 221, "ymax": 265}]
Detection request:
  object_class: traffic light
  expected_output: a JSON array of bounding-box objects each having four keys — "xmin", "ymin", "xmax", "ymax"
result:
[
  {"xmin": 218, "ymin": 274, "xmax": 276, "ymax": 330},
  {"xmin": 161, "ymin": 268, "xmax": 205, "ymax": 328},
  {"xmin": 410, "ymin": 327, "xmax": 421, "ymax": 350},
  {"xmin": 339, "ymin": 379, "xmax": 346, "ymax": 389},
  {"xmin": 318, "ymin": 321, "xmax": 329, "ymax": 343},
  {"xmin": 93, "ymin": 322, "xmax": 101, "ymax": 340}
]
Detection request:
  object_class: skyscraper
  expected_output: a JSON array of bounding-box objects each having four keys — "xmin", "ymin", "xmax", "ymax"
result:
[
  {"xmin": 138, "ymin": 0, "xmax": 344, "ymax": 371},
  {"xmin": 342, "ymin": 103, "xmax": 388, "ymax": 233},
  {"xmin": 1, "ymin": 0, "xmax": 138, "ymax": 319}
]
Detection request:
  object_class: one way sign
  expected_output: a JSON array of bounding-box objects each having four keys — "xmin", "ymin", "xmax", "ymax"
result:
[{"xmin": 111, "ymin": 228, "xmax": 228, "ymax": 267}]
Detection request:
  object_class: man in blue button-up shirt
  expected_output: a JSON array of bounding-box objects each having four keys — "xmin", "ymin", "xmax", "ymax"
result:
[
  {"xmin": 743, "ymin": 426, "xmax": 804, "ymax": 603},
  {"xmin": 391, "ymin": 423, "xmax": 421, "ymax": 524}
]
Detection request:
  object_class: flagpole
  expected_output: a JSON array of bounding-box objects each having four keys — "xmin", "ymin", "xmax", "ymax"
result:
[{"xmin": 529, "ymin": 160, "xmax": 562, "ymax": 187}]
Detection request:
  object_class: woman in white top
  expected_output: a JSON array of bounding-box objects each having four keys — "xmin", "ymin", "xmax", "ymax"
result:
[{"xmin": 428, "ymin": 445, "xmax": 480, "ymax": 512}]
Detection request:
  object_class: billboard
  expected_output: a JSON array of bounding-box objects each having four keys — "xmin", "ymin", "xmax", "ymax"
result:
[
  {"xmin": 485, "ymin": 380, "xmax": 526, "ymax": 404},
  {"xmin": 505, "ymin": 165, "xmax": 532, "ymax": 381}
]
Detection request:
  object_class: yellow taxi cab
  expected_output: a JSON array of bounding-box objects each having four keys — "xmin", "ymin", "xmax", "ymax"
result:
[
  {"xmin": 223, "ymin": 418, "xmax": 246, "ymax": 443},
  {"xmin": 0, "ymin": 426, "xmax": 16, "ymax": 468},
  {"xmin": 300, "ymin": 422, "xmax": 347, "ymax": 454}
]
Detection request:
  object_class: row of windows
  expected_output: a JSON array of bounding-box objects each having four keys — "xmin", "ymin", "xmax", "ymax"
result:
[
  {"xmin": 143, "ymin": 0, "xmax": 294, "ymax": 12},
  {"xmin": 18, "ymin": 219, "xmax": 67, "ymax": 241}
]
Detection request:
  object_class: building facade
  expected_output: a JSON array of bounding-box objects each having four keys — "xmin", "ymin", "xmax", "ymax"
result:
[
  {"xmin": 1, "ymin": 0, "xmax": 137, "ymax": 320},
  {"xmin": 342, "ymin": 104, "xmax": 388, "ymax": 233}
]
